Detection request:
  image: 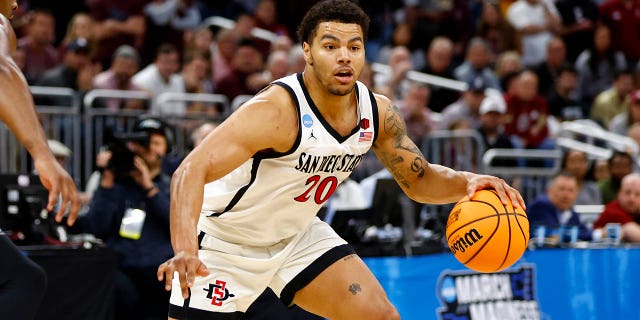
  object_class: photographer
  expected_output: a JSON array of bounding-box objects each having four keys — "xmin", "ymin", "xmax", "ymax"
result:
[{"xmin": 82, "ymin": 117, "xmax": 173, "ymax": 320}]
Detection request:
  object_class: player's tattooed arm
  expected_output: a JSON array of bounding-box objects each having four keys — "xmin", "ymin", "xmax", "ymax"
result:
[
  {"xmin": 348, "ymin": 283, "xmax": 362, "ymax": 295},
  {"xmin": 377, "ymin": 103, "xmax": 426, "ymax": 188}
]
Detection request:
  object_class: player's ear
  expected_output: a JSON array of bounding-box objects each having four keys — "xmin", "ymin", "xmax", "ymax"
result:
[{"xmin": 302, "ymin": 42, "xmax": 313, "ymax": 66}]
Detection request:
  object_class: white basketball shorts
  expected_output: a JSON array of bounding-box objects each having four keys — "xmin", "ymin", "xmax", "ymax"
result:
[{"xmin": 168, "ymin": 217, "xmax": 355, "ymax": 319}]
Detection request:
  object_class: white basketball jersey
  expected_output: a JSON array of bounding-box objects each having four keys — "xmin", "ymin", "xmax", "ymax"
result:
[{"xmin": 198, "ymin": 73, "xmax": 379, "ymax": 246}]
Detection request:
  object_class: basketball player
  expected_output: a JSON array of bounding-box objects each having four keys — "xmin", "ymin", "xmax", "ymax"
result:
[
  {"xmin": 0, "ymin": 1, "xmax": 81, "ymax": 319},
  {"xmin": 157, "ymin": 1, "xmax": 525, "ymax": 319}
]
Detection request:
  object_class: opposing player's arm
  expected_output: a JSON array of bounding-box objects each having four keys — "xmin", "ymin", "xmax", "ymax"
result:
[
  {"xmin": 0, "ymin": 16, "xmax": 50, "ymax": 161},
  {"xmin": 371, "ymin": 94, "xmax": 473, "ymax": 204},
  {"xmin": 169, "ymin": 85, "xmax": 298, "ymax": 254},
  {"xmin": 0, "ymin": 16, "xmax": 81, "ymax": 222}
]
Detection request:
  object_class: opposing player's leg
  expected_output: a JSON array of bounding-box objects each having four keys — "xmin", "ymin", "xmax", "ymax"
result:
[
  {"xmin": 292, "ymin": 253, "xmax": 399, "ymax": 320},
  {"xmin": 0, "ymin": 234, "xmax": 47, "ymax": 319}
]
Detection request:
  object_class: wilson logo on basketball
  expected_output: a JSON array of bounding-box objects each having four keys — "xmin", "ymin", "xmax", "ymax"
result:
[{"xmin": 450, "ymin": 228, "xmax": 484, "ymax": 254}]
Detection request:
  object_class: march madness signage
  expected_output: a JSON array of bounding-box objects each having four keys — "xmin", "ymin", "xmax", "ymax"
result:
[{"xmin": 436, "ymin": 264, "xmax": 541, "ymax": 320}]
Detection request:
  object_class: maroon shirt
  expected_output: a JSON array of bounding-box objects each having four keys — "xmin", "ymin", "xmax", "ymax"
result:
[
  {"xmin": 593, "ymin": 200, "xmax": 639, "ymax": 229},
  {"xmin": 503, "ymin": 93, "xmax": 549, "ymax": 148},
  {"xmin": 599, "ymin": 0, "xmax": 640, "ymax": 62}
]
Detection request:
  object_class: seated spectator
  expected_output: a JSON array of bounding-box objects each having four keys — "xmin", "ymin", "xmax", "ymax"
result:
[
  {"xmin": 494, "ymin": 50, "xmax": 523, "ymax": 92},
  {"xmin": 376, "ymin": 23, "xmax": 425, "ymax": 72},
  {"xmin": 212, "ymin": 29, "xmax": 239, "ymax": 86},
  {"xmin": 18, "ymin": 9, "xmax": 60, "ymax": 84},
  {"xmin": 590, "ymin": 69, "xmax": 634, "ymax": 128},
  {"xmin": 58, "ymin": 13, "xmax": 97, "ymax": 58},
  {"xmin": 396, "ymin": 82, "xmax": 433, "ymax": 144},
  {"xmin": 437, "ymin": 75, "xmax": 487, "ymax": 131},
  {"xmin": 132, "ymin": 43, "xmax": 184, "ymax": 115},
  {"xmin": 88, "ymin": 0, "xmax": 146, "ymax": 69},
  {"xmin": 420, "ymin": 36, "xmax": 459, "ymax": 113},
  {"xmin": 575, "ymin": 24, "xmax": 628, "ymax": 108},
  {"xmin": 546, "ymin": 64, "xmax": 582, "ymax": 122},
  {"xmin": 532, "ymin": 37, "xmax": 567, "ymax": 96},
  {"xmin": 37, "ymin": 38, "xmax": 100, "ymax": 106},
  {"xmin": 81, "ymin": 117, "xmax": 173, "ymax": 320},
  {"xmin": 374, "ymin": 45, "xmax": 413, "ymax": 101},
  {"xmin": 503, "ymin": 70, "xmax": 551, "ymax": 150},
  {"xmin": 561, "ymin": 149, "xmax": 602, "ymax": 205},
  {"xmin": 527, "ymin": 171, "xmax": 594, "ymax": 242},
  {"xmin": 609, "ymin": 89, "xmax": 640, "ymax": 135},
  {"xmin": 216, "ymin": 38, "xmax": 265, "ymax": 101},
  {"xmin": 92, "ymin": 45, "xmax": 145, "ymax": 111},
  {"xmin": 599, "ymin": 150, "xmax": 634, "ymax": 204},
  {"xmin": 476, "ymin": 93, "xmax": 518, "ymax": 167},
  {"xmin": 475, "ymin": 1, "xmax": 521, "ymax": 61},
  {"xmin": 593, "ymin": 173, "xmax": 640, "ymax": 242},
  {"xmin": 453, "ymin": 37, "xmax": 501, "ymax": 91}
]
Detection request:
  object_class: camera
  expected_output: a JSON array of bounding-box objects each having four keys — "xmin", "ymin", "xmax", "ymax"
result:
[{"xmin": 105, "ymin": 131, "xmax": 150, "ymax": 184}]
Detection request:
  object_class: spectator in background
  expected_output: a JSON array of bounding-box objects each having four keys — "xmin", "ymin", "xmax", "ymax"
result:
[
  {"xmin": 527, "ymin": 171, "xmax": 594, "ymax": 241},
  {"xmin": 475, "ymin": 1, "xmax": 521, "ymax": 61},
  {"xmin": 143, "ymin": 0, "xmax": 201, "ymax": 63},
  {"xmin": 17, "ymin": 9, "xmax": 59, "ymax": 84},
  {"xmin": 609, "ymin": 89, "xmax": 640, "ymax": 136},
  {"xmin": 532, "ymin": 37, "xmax": 567, "ymax": 96},
  {"xmin": 438, "ymin": 76, "xmax": 487, "ymax": 131},
  {"xmin": 216, "ymin": 38, "xmax": 265, "ymax": 101},
  {"xmin": 420, "ymin": 36, "xmax": 459, "ymax": 113},
  {"xmin": 590, "ymin": 69, "xmax": 634, "ymax": 128},
  {"xmin": 88, "ymin": 0, "xmax": 146, "ymax": 69},
  {"xmin": 626, "ymin": 122, "xmax": 640, "ymax": 147},
  {"xmin": 82, "ymin": 117, "xmax": 173, "ymax": 320},
  {"xmin": 92, "ymin": 45, "xmax": 144, "ymax": 111},
  {"xmin": 453, "ymin": 37, "xmax": 502, "ymax": 91},
  {"xmin": 561, "ymin": 149, "xmax": 602, "ymax": 205},
  {"xmin": 575, "ymin": 24, "xmax": 628, "ymax": 108},
  {"xmin": 494, "ymin": 50, "xmax": 524, "ymax": 92},
  {"xmin": 212, "ymin": 29, "xmax": 239, "ymax": 86},
  {"xmin": 288, "ymin": 44, "xmax": 307, "ymax": 74},
  {"xmin": 506, "ymin": 0, "xmax": 561, "ymax": 67},
  {"xmin": 189, "ymin": 121, "xmax": 218, "ymax": 149},
  {"xmin": 599, "ymin": 150, "xmax": 634, "ymax": 204},
  {"xmin": 546, "ymin": 64, "xmax": 581, "ymax": 121},
  {"xmin": 37, "ymin": 38, "xmax": 100, "ymax": 105},
  {"xmin": 593, "ymin": 172, "xmax": 640, "ymax": 242},
  {"xmin": 599, "ymin": 0, "xmax": 640, "ymax": 65},
  {"xmin": 376, "ymin": 22, "xmax": 425, "ymax": 72},
  {"xmin": 180, "ymin": 50, "xmax": 220, "ymax": 117},
  {"xmin": 396, "ymin": 81, "xmax": 433, "ymax": 144},
  {"xmin": 476, "ymin": 93, "xmax": 518, "ymax": 167},
  {"xmin": 504, "ymin": 70, "xmax": 551, "ymax": 149},
  {"xmin": 554, "ymin": 0, "xmax": 598, "ymax": 63},
  {"xmin": 132, "ymin": 43, "xmax": 184, "ymax": 115},
  {"xmin": 58, "ymin": 12, "xmax": 97, "ymax": 58},
  {"xmin": 252, "ymin": 0, "xmax": 290, "ymax": 55},
  {"xmin": 375, "ymin": 45, "xmax": 413, "ymax": 101},
  {"xmin": 245, "ymin": 49, "xmax": 292, "ymax": 94}
]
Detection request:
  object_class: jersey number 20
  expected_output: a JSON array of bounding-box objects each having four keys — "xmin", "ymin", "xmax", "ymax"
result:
[{"xmin": 294, "ymin": 175, "xmax": 339, "ymax": 204}]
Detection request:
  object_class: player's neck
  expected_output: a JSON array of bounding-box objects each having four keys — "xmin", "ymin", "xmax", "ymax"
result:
[{"xmin": 302, "ymin": 69, "xmax": 357, "ymax": 118}]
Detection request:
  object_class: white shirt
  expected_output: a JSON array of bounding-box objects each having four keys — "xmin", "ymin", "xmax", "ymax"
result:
[{"xmin": 132, "ymin": 64, "xmax": 186, "ymax": 115}]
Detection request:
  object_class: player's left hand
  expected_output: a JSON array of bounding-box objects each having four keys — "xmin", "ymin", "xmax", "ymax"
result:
[
  {"xmin": 466, "ymin": 174, "xmax": 525, "ymax": 209},
  {"xmin": 34, "ymin": 157, "xmax": 81, "ymax": 226}
]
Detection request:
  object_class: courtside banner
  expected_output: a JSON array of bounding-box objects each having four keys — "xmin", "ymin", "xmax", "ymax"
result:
[{"xmin": 435, "ymin": 264, "xmax": 541, "ymax": 320}]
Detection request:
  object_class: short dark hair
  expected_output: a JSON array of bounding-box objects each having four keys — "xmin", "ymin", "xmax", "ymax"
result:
[{"xmin": 296, "ymin": 0, "xmax": 370, "ymax": 44}]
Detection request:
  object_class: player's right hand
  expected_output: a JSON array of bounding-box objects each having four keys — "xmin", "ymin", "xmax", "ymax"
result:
[
  {"xmin": 34, "ymin": 157, "xmax": 81, "ymax": 226},
  {"xmin": 157, "ymin": 251, "xmax": 210, "ymax": 299}
]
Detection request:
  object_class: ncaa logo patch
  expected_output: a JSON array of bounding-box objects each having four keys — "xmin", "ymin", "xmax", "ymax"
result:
[{"xmin": 302, "ymin": 114, "xmax": 314, "ymax": 128}]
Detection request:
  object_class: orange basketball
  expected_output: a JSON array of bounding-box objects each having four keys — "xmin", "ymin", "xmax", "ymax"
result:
[{"xmin": 446, "ymin": 189, "xmax": 529, "ymax": 273}]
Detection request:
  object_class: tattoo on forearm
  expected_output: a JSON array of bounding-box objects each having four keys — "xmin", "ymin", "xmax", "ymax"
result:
[
  {"xmin": 349, "ymin": 283, "xmax": 362, "ymax": 295},
  {"xmin": 381, "ymin": 104, "xmax": 426, "ymax": 185}
]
